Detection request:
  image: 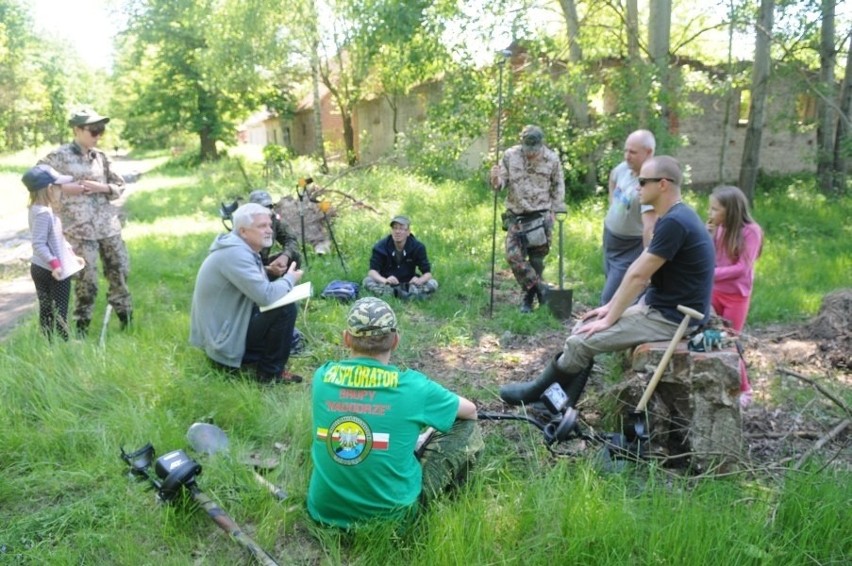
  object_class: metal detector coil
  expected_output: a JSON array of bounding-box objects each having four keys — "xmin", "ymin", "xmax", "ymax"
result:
[{"xmin": 219, "ymin": 199, "xmax": 241, "ymax": 231}]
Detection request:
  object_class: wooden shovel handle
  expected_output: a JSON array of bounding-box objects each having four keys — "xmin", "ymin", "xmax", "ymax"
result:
[{"xmin": 635, "ymin": 304, "xmax": 704, "ymax": 411}]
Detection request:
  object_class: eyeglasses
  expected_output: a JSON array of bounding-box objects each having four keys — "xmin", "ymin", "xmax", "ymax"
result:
[
  {"xmin": 85, "ymin": 125, "xmax": 106, "ymax": 137},
  {"xmin": 638, "ymin": 177, "xmax": 674, "ymax": 187}
]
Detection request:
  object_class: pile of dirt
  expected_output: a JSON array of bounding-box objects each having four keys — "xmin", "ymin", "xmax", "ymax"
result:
[{"xmin": 801, "ymin": 289, "xmax": 852, "ymax": 370}]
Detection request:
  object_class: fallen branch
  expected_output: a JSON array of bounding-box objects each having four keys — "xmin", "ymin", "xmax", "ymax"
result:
[
  {"xmin": 793, "ymin": 419, "xmax": 851, "ymax": 470},
  {"xmin": 744, "ymin": 431, "xmax": 821, "ymax": 440},
  {"xmin": 777, "ymin": 367, "xmax": 852, "ymax": 417}
]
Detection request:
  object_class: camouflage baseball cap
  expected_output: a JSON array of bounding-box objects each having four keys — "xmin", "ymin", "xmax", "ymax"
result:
[
  {"xmin": 521, "ymin": 125, "xmax": 544, "ymax": 149},
  {"xmin": 347, "ymin": 297, "xmax": 397, "ymax": 337},
  {"xmin": 249, "ymin": 190, "xmax": 273, "ymax": 207},
  {"xmin": 68, "ymin": 107, "xmax": 110, "ymax": 127}
]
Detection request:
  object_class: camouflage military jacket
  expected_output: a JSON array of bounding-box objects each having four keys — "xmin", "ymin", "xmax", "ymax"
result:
[
  {"xmin": 496, "ymin": 145, "xmax": 565, "ymax": 215},
  {"xmin": 39, "ymin": 142, "xmax": 125, "ymax": 240}
]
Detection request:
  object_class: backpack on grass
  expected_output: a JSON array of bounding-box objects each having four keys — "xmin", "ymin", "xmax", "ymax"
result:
[{"xmin": 320, "ymin": 280, "xmax": 359, "ymax": 302}]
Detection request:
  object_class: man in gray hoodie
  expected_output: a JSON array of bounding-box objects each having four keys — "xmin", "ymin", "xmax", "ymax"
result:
[{"xmin": 190, "ymin": 203, "xmax": 304, "ymax": 383}]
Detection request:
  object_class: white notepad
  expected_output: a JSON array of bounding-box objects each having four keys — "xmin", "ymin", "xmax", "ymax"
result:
[
  {"xmin": 259, "ymin": 282, "xmax": 312, "ymax": 312},
  {"xmin": 58, "ymin": 243, "xmax": 84, "ymax": 281}
]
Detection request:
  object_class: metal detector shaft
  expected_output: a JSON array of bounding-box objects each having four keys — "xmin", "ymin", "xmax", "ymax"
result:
[
  {"xmin": 489, "ymin": 51, "xmax": 510, "ymax": 318},
  {"xmin": 297, "ymin": 192, "xmax": 309, "ymax": 268},
  {"xmin": 189, "ymin": 486, "xmax": 279, "ymax": 566},
  {"xmin": 323, "ymin": 215, "xmax": 348, "ymax": 274}
]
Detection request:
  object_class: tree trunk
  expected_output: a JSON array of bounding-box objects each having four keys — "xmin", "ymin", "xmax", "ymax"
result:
[
  {"xmin": 832, "ymin": 30, "xmax": 852, "ymax": 195},
  {"xmin": 558, "ymin": 0, "xmax": 595, "ymax": 185},
  {"xmin": 626, "ymin": 0, "xmax": 640, "ymax": 60},
  {"xmin": 311, "ymin": 55, "xmax": 328, "ymax": 173},
  {"xmin": 199, "ymin": 129, "xmax": 218, "ymax": 161},
  {"xmin": 739, "ymin": 0, "xmax": 774, "ymax": 207},
  {"xmin": 719, "ymin": 0, "xmax": 737, "ymax": 182},
  {"xmin": 624, "ymin": 0, "xmax": 646, "ymax": 125},
  {"xmin": 197, "ymin": 88, "xmax": 219, "ymax": 161},
  {"xmin": 816, "ymin": 0, "xmax": 836, "ymax": 194},
  {"xmin": 342, "ymin": 106, "xmax": 357, "ymax": 166},
  {"xmin": 309, "ymin": 0, "xmax": 328, "ymax": 173},
  {"xmin": 648, "ymin": 0, "xmax": 672, "ymax": 130}
]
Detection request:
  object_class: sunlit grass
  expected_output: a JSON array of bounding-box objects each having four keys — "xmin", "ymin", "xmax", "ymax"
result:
[{"xmin": 0, "ymin": 155, "xmax": 849, "ymax": 564}]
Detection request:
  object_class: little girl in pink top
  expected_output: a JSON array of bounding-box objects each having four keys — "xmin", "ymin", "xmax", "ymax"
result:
[{"xmin": 707, "ymin": 185, "xmax": 763, "ymax": 405}]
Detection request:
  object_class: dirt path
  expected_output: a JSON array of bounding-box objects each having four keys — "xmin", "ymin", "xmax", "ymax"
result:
[{"xmin": 0, "ymin": 156, "xmax": 165, "ymax": 341}]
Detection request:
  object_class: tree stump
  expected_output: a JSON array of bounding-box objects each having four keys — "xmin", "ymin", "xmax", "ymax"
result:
[{"xmin": 611, "ymin": 341, "xmax": 743, "ymax": 472}]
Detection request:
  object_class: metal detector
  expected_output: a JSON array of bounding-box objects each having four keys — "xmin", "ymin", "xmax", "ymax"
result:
[
  {"xmin": 481, "ymin": 383, "xmax": 648, "ymax": 464},
  {"xmin": 298, "ymin": 177, "xmax": 348, "ymax": 274},
  {"xmin": 120, "ymin": 443, "xmax": 279, "ymax": 566},
  {"xmin": 219, "ymin": 198, "xmax": 241, "ymax": 232}
]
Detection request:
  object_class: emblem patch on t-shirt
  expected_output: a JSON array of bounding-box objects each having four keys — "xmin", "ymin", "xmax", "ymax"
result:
[{"xmin": 318, "ymin": 416, "xmax": 389, "ymax": 465}]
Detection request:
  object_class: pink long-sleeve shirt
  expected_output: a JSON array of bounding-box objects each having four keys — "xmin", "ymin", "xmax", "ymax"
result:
[{"xmin": 713, "ymin": 222, "xmax": 763, "ymax": 296}]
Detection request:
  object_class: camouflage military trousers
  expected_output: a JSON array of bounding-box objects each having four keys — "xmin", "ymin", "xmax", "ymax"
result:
[
  {"xmin": 362, "ymin": 277, "xmax": 439, "ymax": 299},
  {"xmin": 505, "ymin": 212, "xmax": 553, "ymax": 291},
  {"xmin": 418, "ymin": 419, "xmax": 484, "ymax": 504},
  {"xmin": 67, "ymin": 234, "xmax": 132, "ymax": 323}
]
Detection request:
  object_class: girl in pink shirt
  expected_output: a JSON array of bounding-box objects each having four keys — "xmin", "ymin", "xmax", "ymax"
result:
[{"xmin": 707, "ymin": 186, "xmax": 763, "ymax": 404}]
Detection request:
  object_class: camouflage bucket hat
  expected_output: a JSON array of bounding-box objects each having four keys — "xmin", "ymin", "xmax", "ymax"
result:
[{"xmin": 347, "ymin": 297, "xmax": 397, "ymax": 337}]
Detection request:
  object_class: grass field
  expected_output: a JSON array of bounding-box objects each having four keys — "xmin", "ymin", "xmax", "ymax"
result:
[{"xmin": 1, "ymin": 152, "xmax": 849, "ymax": 565}]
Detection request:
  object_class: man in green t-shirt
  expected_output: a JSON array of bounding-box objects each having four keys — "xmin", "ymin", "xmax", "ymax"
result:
[{"xmin": 307, "ymin": 297, "xmax": 483, "ymax": 528}]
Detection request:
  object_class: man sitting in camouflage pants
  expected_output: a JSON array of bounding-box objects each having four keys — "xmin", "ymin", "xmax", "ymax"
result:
[
  {"xmin": 363, "ymin": 215, "xmax": 438, "ymax": 300},
  {"xmin": 307, "ymin": 297, "xmax": 483, "ymax": 528}
]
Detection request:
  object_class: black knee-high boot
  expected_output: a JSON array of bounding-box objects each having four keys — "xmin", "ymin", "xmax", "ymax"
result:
[{"xmin": 500, "ymin": 354, "xmax": 591, "ymax": 406}]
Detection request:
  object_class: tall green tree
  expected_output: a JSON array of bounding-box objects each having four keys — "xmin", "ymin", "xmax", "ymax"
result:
[{"xmin": 115, "ymin": 0, "xmax": 290, "ymax": 160}]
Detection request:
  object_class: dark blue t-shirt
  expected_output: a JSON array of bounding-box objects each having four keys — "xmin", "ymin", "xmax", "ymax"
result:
[{"xmin": 644, "ymin": 202, "xmax": 715, "ymax": 325}]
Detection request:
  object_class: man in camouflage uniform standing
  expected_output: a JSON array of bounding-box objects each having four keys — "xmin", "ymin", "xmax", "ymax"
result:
[
  {"xmin": 39, "ymin": 108, "xmax": 132, "ymax": 335},
  {"xmin": 490, "ymin": 125, "xmax": 566, "ymax": 313}
]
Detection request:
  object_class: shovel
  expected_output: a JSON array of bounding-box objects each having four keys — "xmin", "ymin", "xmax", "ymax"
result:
[
  {"xmin": 548, "ymin": 211, "xmax": 573, "ymax": 320},
  {"xmin": 186, "ymin": 422, "xmax": 287, "ymax": 501},
  {"xmin": 624, "ymin": 305, "xmax": 704, "ymax": 444}
]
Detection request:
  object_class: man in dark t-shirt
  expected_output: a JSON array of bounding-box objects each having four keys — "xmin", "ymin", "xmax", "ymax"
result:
[{"xmin": 500, "ymin": 156, "xmax": 715, "ymax": 406}]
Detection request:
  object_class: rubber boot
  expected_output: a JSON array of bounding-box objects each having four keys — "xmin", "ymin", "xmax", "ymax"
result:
[
  {"xmin": 535, "ymin": 281, "xmax": 549, "ymax": 306},
  {"xmin": 519, "ymin": 288, "xmax": 535, "ymax": 313},
  {"xmin": 500, "ymin": 354, "xmax": 592, "ymax": 406}
]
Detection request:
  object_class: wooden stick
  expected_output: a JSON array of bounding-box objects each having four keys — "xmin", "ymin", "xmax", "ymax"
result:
[
  {"xmin": 777, "ymin": 367, "xmax": 852, "ymax": 417},
  {"xmin": 793, "ymin": 419, "xmax": 851, "ymax": 470},
  {"xmin": 99, "ymin": 304, "xmax": 113, "ymax": 348}
]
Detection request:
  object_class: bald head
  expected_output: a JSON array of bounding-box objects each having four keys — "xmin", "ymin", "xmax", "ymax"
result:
[{"xmin": 624, "ymin": 130, "xmax": 656, "ymax": 173}]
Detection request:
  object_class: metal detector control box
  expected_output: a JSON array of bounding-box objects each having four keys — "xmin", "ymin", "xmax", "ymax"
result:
[
  {"xmin": 154, "ymin": 449, "xmax": 202, "ymax": 501},
  {"xmin": 541, "ymin": 383, "xmax": 569, "ymax": 414}
]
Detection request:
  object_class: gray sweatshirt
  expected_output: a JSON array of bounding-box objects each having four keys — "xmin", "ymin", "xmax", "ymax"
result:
[{"xmin": 190, "ymin": 232, "xmax": 296, "ymax": 368}]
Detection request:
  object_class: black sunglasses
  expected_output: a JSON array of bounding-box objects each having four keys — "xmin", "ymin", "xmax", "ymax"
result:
[
  {"xmin": 638, "ymin": 177, "xmax": 673, "ymax": 187},
  {"xmin": 85, "ymin": 125, "xmax": 106, "ymax": 136}
]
